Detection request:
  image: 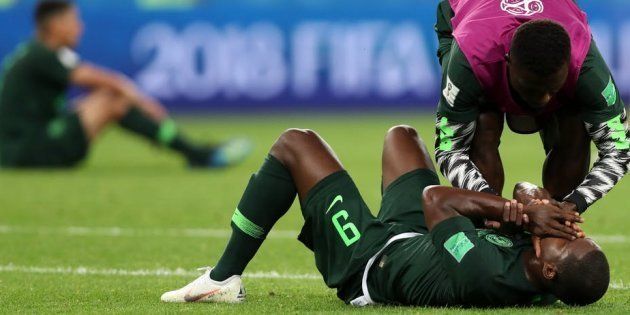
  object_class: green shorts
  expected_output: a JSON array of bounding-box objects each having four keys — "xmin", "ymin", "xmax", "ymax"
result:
[
  {"xmin": 0, "ymin": 113, "xmax": 88, "ymax": 168},
  {"xmin": 297, "ymin": 168, "xmax": 440, "ymax": 303}
]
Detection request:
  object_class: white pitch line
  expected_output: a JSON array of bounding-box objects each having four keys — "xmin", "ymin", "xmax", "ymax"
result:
[
  {"xmin": 0, "ymin": 264, "xmax": 320, "ymax": 280},
  {"xmin": 610, "ymin": 281, "xmax": 628, "ymax": 290},
  {"xmin": 0, "ymin": 264, "xmax": 626, "ymax": 291},
  {"xmin": 0, "ymin": 225, "xmax": 299, "ymax": 239},
  {"xmin": 0, "ymin": 225, "xmax": 626, "ymax": 243}
]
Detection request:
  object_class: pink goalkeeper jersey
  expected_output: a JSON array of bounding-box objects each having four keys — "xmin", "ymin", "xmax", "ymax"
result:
[{"xmin": 449, "ymin": 0, "xmax": 592, "ymax": 115}]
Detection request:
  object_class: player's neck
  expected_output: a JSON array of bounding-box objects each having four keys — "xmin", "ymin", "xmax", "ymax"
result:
[
  {"xmin": 522, "ymin": 249, "xmax": 552, "ymax": 292},
  {"xmin": 36, "ymin": 32, "xmax": 65, "ymax": 50}
]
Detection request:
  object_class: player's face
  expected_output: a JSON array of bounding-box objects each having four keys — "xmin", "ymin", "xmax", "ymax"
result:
[
  {"xmin": 538, "ymin": 237, "xmax": 600, "ymax": 267},
  {"xmin": 509, "ymin": 61, "xmax": 569, "ymax": 111},
  {"xmin": 50, "ymin": 6, "xmax": 84, "ymax": 48}
]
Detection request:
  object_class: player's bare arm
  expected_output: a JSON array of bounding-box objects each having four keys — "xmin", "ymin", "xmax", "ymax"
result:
[
  {"xmin": 422, "ymin": 186, "xmax": 583, "ymax": 239},
  {"xmin": 71, "ymin": 63, "xmax": 167, "ymax": 121}
]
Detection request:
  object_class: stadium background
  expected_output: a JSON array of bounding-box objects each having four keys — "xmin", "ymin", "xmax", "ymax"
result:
[
  {"xmin": 1, "ymin": 1, "xmax": 629, "ymax": 313},
  {"xmin": 2, "ymin": 0, "xmax": 630, "ymax": 112}
]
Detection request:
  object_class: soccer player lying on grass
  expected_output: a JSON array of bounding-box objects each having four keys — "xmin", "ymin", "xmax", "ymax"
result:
[
  {"xmin": 161, "ymin": 125, "xmax": 609, "ymax": 307},
  {"xmin": 434, "ymin": 0, "xmax": 630, "ymax": 214},
  {"xmin": 0, "ymin": 0, "xmax": 251, "ymax": 168}
]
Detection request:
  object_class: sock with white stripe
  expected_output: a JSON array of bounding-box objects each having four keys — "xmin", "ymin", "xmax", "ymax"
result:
[{"xmin": 210, "ymin": 155, "xmax": 296, "ymax": 281}]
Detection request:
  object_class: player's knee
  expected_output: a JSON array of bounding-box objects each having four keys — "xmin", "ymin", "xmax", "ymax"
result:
[
  {"xmin": 277, "ymin": 128, "xmax": 318, "ymax": 149},
  {"xmin": 387, "ymin": 125, "xmax": 424, "ymax": 144},
  {"xmin": 106, "ymin": 94, "xmax": 132, "ymax": 120},
  {"xmin": 388, "ymin": 125, "xmax": 418, "ymax": 137},
  {"xmin": 270, "ymin": 128, "xmax": 318, "ymax": 162}
]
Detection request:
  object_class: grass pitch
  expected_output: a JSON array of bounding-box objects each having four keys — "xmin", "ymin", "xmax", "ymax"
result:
[{"xmin": 0, "ymin": 113, "xmax": 628, "ymax": 314}]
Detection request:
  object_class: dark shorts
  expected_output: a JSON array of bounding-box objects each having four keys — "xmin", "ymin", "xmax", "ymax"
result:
[
  {"xmin": 0, "ymin": 113, "xmax": 88, "ymax": 168},
  {"xmin": 297, "ymin": 168, "xmax": 440, "ymax": 303}
]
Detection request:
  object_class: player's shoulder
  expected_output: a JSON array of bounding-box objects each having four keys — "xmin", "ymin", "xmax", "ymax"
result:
[
  {"xmin": 575, "ymin": 40, "xmax": 625, "ymax": 123},
  {"xmin": 444, "ymin": 42, "xmax": 475, "ymax": 81},
  {"xmin": 21, "ymin": 41, "xmax": 80, "ymax": 70},
  {"xmin": 439, "ymin": 42, "xmax": 484, "ymax": 115},
  {"xmin": 22, "ymin": 40, "xmax": 53, "ymax": 58},
  {"xmin": 10, "ymin": 40, "xmax": 55, "ymax": 69}
]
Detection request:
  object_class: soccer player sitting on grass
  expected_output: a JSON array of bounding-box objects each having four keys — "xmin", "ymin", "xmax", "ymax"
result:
[
  {"xmin": 161, "ymin": 125, "xmax": 609, "ymax": 307},
  {"xmin": 0, "ymin": 0, "xmax": 252, "ymax": 168}
]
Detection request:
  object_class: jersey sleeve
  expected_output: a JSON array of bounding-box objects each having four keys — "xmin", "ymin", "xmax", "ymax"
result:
[
  {"xmin": 437, "ymin": 42, "xmax": 482, "ymax": 123},
  {"xmin": 434, "ymin": 115, "xmax": 495, "ymax": 193},
  {"xmin": 29, "ymin": 45, "xmax": 79, "ymax": 86},
  {"xmin": 434, "ymin": 43, "xmax": 496, "ymax": 193},
  {"xmin": 564, "ymin": 110, "xmax": 630, "ymax": 212},
  {"xmin": 435, "ymin": 0, "xmax": 455, "ymax": 66},
  {"xmin": 575, "ymin": 40, "xmax": 625, "ymax": 125},
  {"xmin": 564, "ymin": 40, "xmax": 630, "ymax": 212}
]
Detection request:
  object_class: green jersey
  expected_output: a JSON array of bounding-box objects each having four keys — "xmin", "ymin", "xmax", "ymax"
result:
[
  {"xmin": 0, "ymin": 40, "xmax": 78, "ymax": 141},
  {"xmin": 433, "ymin": 0, "xmax": 630, "ymax": 211},
  {"xmin": 367, "ymin": 217, "xmax": 556, "ymax": 306},
  {"xmin": 437, "ymin": 40, "xmax": 625, "ymax": 125}
]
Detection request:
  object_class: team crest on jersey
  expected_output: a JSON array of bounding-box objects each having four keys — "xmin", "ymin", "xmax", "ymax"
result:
[
  {"xmin": 485, "ymin": 234, "xmax": 513, "ymax": 247},
  {"xmin": 500, "ymin": 0, "xmax": 544, "ymax": 17}
]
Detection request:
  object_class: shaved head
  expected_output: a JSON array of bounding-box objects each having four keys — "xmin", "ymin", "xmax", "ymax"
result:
[{"xmin": 553, "ymin": 239, "xmax": 609, "ymax": 305}]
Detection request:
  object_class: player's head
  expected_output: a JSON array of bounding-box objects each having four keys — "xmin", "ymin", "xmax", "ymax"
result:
[
  {"xmin": 536, "ymin": 237, "xmax": 609, "ymax": 306},
  {"xmin": 508, "ymin": 19, "xmax": 571, "ymax": 110},
  {"xmin": 34, "ymin": 0, "xmax": 83, "ymax": 48}
]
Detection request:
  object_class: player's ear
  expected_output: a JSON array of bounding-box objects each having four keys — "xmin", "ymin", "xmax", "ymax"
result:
[{"xmin": 542, "ymin": 262, "xmax": 557, "ymax": 280}]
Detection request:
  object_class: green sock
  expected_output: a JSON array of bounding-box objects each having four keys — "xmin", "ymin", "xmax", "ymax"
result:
[
  {"xmin": 119, "ymin": 107, "xmax": 206, "ymax": 161},
  {"xmin": 210, "ymin": 155, "xmax": 297, "ymax": 281}
]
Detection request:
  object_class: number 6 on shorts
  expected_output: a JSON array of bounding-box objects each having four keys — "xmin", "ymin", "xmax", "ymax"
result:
[{"xmin": 332, "ymin": 210, "xmax": 361, "ymax": 246}]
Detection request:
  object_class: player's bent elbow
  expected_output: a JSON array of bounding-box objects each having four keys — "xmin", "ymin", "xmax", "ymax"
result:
[
  {"xmin": 422, "ymin": 185, "xmax": 456, "ymax": 230},
  {"xmin": 422, "ymin": 185, "xmax": 443, "ymax": 208}
]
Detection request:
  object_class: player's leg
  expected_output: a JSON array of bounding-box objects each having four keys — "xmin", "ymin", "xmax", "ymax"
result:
[
  {"xmin": 161, "ymin": 129, "xmax": 345, "ymax": 303},
  {"xmin": 270, "ymin": 129, "xmax": 345, "ymax": 198},
  {"xmin": 542, "ymin": 109, "xmax": 591, "ymax": 200},
  {"xmin": 470, "ymin": 110, "xmax": 505, "ymax": 194},
  {"xmin": 119, "ymin": 98, "xmax": 252, "ymax": 168},
  {"xmin": 381, "ymin": 125, "xmax": 435, "ymax": 190},
  {"xmin": 78, "ymin": 88, "xmax": 251, "ymax": 168},
  {"xmin": 75, "ymin": 89, "xmax": 130, "ymax": 141},
  {"xmin": 208, "ymin": 129, "xmax": 344, "ymax": 281},
  {"xmin": 0, "ymin": 91, "xmax": 116, "ymax": 168},
  {"xmin": 378, "ymin": 125, "xmax": 440, "ymax": 233}
]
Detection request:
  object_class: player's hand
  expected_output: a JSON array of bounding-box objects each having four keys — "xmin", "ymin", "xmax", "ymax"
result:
[
  {"xmin": 531, "ymin": 223, "xmax": 586, "ymax": 258},
  {"xmin": 115, "ymin": 75, "xmax": 141, "ymax": 101},
  {"xmin": 512, "ymin": 182, "xmax": 552, "ymax": 205},
  {"xmin": 523, "ymin": 203, "xmax": 583, "ymax": 240},
  {"xmin": 558, "ymin": 201, "xmax": 578, "ymax": 213},
  {"xmin": 484, "ymin": 219, "xmax": 501, "ymax": 230},
  {"xmin": 497, "ymin": 199, "xmax": 525, "ymax": 235},
  {"xmin": 532, "ymin": 235, "xmax": 542, "ymax": 258},
  {"xmin": 571, "ymin": 222, "xmax": 586, "ymax": 239}
]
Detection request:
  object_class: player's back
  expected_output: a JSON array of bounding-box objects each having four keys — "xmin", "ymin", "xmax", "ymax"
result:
[
  {"xmin": 0, "ymin": 40, "xmax": 73, "ymax": 141},
  {"xmin": 366, "ymin": 218, "xmax": 556, "ymax": 307}
]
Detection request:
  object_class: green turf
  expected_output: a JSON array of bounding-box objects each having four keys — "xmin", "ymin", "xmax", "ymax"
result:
[{"xmin": 0, "ymin": 113, "xmax": 628, "ymax": 314}]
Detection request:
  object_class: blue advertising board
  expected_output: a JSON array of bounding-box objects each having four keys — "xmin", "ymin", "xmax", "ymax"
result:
[{"xmin": 1, "ymin": 0, "xmax": 629, "ymax": 111}]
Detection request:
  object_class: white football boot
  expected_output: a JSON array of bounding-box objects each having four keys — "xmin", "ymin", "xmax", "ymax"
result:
[{"xmin": 160, "ymin": 267, "xmax": 245, "ymax": 303}]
